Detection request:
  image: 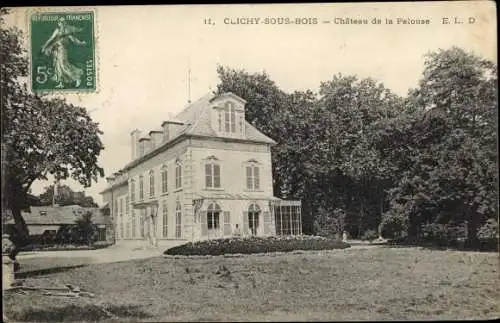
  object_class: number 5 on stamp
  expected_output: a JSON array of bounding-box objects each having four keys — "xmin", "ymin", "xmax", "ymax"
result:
[{"xmin": 30, "ymin": 11, "xmax": 96, "ymax": 92}]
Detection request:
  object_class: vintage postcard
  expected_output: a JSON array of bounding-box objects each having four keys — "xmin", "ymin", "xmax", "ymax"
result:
[{"xmin": 1, "ymin": 2, "xmax": 498, "ymax": 322}]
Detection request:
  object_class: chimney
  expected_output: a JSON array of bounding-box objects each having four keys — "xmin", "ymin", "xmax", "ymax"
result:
[
  {"xmin": 161, "ymin": 121, "xmax": 170, "ymax": 141},
  {"xmin": 149, "ymin": 130, "xmax": 163, "ymax": 149},
  {"xmin": 161, "ymin": 120, "xmax": 184, "ymax": 141},
  {"xmin": 130, "ymin": 129, "xmax": 141, "ymax": 160},
  {"xmin": 138, "ymin": 137, "xmax": 151, "ymax": 157}
]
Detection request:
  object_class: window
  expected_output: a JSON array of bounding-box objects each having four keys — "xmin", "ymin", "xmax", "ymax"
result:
[
  {"xmin": 205, "ymin": 159, "xmax": 221, "ymax": 188},
  {"xmin": 161, "ymin": 165, "xmax": 168, "ymax": 193},
  {"xmin": 125, "ymin": 196, "xmax": 129, "ymax": 215},
  {"xmin": 149, "ymin": 170, "xmax": 155, "ymax": 197},
  {"xmin": 246, "ymin": 165, "xmax": 260, "ymax": 190},
  {"xmin": 97, "ymin": 228, "xmax": 106, "ymax": 241},
  {"xmin": 218, "ymin": 110, "xmax": 223, "ymax": 132},
  {"xmin": 120, "ymin": 221, "xmax": 124, "ymax": 239},
  {"xmin": 139, "ymin": 175, "xmax": 144, "ymax": 200},
  {"xmin": 130, "ymin": 179, "xmax": 135, "ymax": 202},
  {"xmin": 274, "ymin": 204, "xmax": 302, "ymax": 236},
  {"xmin": 175, "ymin": 160, "xmax": 182, "ymax": 189},
  {"xmin": 162, "ymin": 200, "xmax": 168, "ymax": 237},
  {"xmin": 239, "ymin": 114, "xmax": 244, "ymax": 136},
  {"xmin": 248, "ymin": 204, "xmax": 261, "ymax": 236},
  {"xmin": 114, "ymin": 199, "xmax": 118, "ymax": 217},
  {"xmin": 131, "ymin": 210, "xmax": 136, "ymax": 238},
  {"xmin": 224, "ymin": 102, "xmax": 236, "ymax": 133},
  {"xmin": 139, "ymin": 209, "xmax": 145, "ymax": 238},
  {"xmin": 120, "ymin": 197, "xmax": 124, "ymax": 217},
  {"xmin": 126, "ymin": 222, "xmax": 130, "ymax": 238},
  {"xmin": 207, "ymin": 203, "xmax": 221, "ymax": 230},
  {"xmin": 175, "ymin": 201, "xmax": 182, "ymax": 238}
]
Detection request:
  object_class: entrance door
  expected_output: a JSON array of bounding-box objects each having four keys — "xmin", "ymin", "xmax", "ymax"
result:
[{"xmin": 248, "ymin": 204, "xmax": 261, "ymax": 236}]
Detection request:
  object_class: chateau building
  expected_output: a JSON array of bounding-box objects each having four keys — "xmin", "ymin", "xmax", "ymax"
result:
[{"xmin": 100, "ymin": 92, "xmax": 301, "ymax": 245}]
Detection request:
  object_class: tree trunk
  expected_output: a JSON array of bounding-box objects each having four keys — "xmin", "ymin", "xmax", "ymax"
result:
[
  {"xmin": 466, "ymin": 211, "xmax": 480, "ymax": 249},
  {"xmin": 407, "ymin": 214, "xmax": 420, "ymax": 244}
]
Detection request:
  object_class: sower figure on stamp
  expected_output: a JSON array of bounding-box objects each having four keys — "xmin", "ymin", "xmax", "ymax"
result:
[{"xmin": 41, "ymin": 17, "xmax": 86, "ymax": 88}]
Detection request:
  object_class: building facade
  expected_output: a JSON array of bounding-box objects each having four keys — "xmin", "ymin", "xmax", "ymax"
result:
[
  {"xmin": 100, "ymin": 92, "xmax": 301, "ymax": 245},
  {"xmin": 4, "ymin": 205, "xmax": 113, "ymax": 246}
]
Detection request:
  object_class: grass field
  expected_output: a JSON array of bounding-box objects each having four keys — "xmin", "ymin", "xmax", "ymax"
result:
[{"xmin": 3, "ymin": 247, "xmax": 499, "ymax": 322}]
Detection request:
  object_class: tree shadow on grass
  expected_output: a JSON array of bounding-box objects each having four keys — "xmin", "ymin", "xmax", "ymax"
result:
[
  {"xmin": 384, "ymin": 239, "xmax": 499, "ymax": 253},
  {"xmin": 6, "ymin": 304, "xmax": 152, "ymax": 322},
  {"xmin": 16, "ymin": 265, "xmax": 87, "ymax": 279}
]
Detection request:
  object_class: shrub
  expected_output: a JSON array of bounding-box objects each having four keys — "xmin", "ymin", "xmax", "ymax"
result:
[
  {"xmin": 361, "ymin": 229, "xmax": 378, "ymax": 242},
  {"xmin": 477, "ymin": 219, "xmax": 499, "ymax": 240},
  {"xmin": 379, "ymin": 212, "xmax": 408, "ymax": 239},
  {"xmin": 164, "ymin": 235, "xmax": 350, "ymax": 256},
  {"xmin": 314, "ymin": 207, "xmax": 346, "ymax": 238},
  {"xmin": 421, "ymin": 223, "xmax": 467, "ymax": 248}
]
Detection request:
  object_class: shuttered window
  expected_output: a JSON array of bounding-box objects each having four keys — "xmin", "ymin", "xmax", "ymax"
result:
[
  {"xmin": 205, "ymin": 163, "xmax": 221, "ymax": 188},
  {"xmin": 246, "ymin": 166, "xmax": 260, "ymax": 190}
]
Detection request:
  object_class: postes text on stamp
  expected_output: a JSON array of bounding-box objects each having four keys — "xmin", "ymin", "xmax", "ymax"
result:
[{"xmin": 30, "ymin": 11, "xmax": 96, "ymax": 92}]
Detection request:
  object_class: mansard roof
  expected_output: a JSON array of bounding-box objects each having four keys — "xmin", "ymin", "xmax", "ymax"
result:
[
  {"xmin": 104, "ymin": 92, "xmax": 277, "ymax": 181},
  {"xmin": 174, "ymin": 92, "xmax": 276, "ymax": 145}
]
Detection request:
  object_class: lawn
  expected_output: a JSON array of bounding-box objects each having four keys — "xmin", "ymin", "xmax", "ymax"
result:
[{"xmin": 3, "ymin": 247, "xmax": 499, "ymax": 321}]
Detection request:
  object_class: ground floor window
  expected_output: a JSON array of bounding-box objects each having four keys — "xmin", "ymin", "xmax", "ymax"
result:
[
  {"xmin": 97, "ymin": 227, "xmax": 106, "ymax": 241},
  {"xmin": 275, "ymin": 204, "xmax": 302, "ymax": 235},
  {"xmin": 207, "ymin": 203, "xmax": 221, "ymax": 230},
  {"xmin": 140, "ymin": 209, "xmax": 145, "ymax": 238},
  {"xmin": 120, "ymin": 222, "xmax": 124, "ymax": 239},
  {"xmin": 248, "ymin": 203, "xmax": 260, "ymax": 235},
  {"xmin": 175, "ymin": 202, "xmax": 182, "ymax": 238},
  {"xmin": 131, "ymin": 212, "xmax": 136, "ymax": 238},
  {"xmin": 162, "ymin": 200, "xmax": 168, "ymax": 238}
]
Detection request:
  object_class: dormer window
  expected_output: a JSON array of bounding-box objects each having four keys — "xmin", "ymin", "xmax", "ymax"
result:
[
  {"xmin": 218, "ymin": 110, "xmax": 223, "ymax": 132},
  {"xmin": 224, "ymin": 102, "xmax": 236, "ymax": 133},
  {"xmin": 213, "ymin": 98, "xmax": 245, "ymax": 138}
]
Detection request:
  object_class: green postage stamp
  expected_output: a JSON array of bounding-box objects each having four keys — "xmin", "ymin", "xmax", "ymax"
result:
[{"xmin": 30, "ymin": 11, "xmax": 96, "ymax": 92}]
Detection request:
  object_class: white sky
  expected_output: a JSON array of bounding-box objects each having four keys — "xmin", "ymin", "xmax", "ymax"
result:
[{"xmin": 4, "ymin": 2, "xmax": 497, "ymax": 205}]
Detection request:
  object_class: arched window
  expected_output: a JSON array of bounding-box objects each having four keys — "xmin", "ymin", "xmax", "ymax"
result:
[
  {"xmin": 175, "ymin": 159, "xmax": 182, "ymax": 189},
  {"xmin": 175, "ymin": 201, "xmax": 182, "ymax": 238},
  {"xmin": 205, "ymin": 156, "xmax": 221, "ymax": 189},
  {"xmin": 161, "ymin": 164, "xmax": 168, "ymax": 193},
  {"xmin": 139, "ymin": 175, "xmax": 144, "ymax": 201},
  {"xmin": 207, "ymin": 203, "xmax": 221, "ymax": 230},
  {"xmin": 149, "ymin": 169, "xmax": 155, "ymax": 197},
  {"xmin": 224, "ymin": 102, "xmax": 236, "ymax": 133},
  {"xmin": 248, "ymin": 203, "xmax": 261, "ymax": 236}
]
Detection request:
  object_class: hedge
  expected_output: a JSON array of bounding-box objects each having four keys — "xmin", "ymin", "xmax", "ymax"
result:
[{"xmin": 164, "ymin": 235, "xmax": 350, "ymax": 256}]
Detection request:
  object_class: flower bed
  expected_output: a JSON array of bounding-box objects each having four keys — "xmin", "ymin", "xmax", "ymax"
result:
[{"xmin": 164, "ymin": 235, "xmax": 350, "ymax": 256}]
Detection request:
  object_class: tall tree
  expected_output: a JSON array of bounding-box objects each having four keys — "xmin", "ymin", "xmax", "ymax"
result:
[{"xmin": 379, "ymin": 47, "xmax": 498, "ymax": 245}]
